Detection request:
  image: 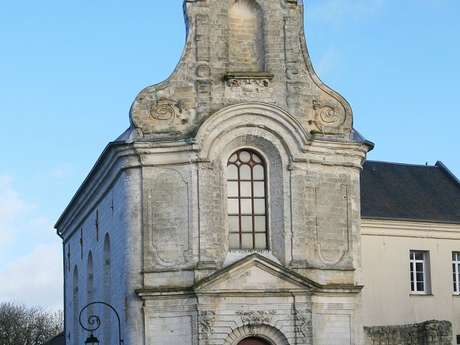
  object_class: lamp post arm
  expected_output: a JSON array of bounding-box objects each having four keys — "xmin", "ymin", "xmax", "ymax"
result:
[{"xmin": 79, "ymin": 301, "xmax": 124, "ymax": 345}]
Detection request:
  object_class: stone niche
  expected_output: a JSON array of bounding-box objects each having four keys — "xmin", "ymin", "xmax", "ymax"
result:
[{"xmin": 228, "ymin": 0, "xmax": 266, "ymax": 72}]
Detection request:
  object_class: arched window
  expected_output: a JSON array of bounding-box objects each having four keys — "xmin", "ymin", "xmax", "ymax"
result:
[
  {"xmin": 103, "ymin": 234, "xmax": 112, "ymax": 345},
  {"xmin": 87, "ymin": 252, "xmax": 94, "ymax": 304},
  {"xmin": 86, "ymin": 252, "xmax": 95, "ymax": 330},
  {"xmin": 227, "ymin": 149, "xmax": 268, "ymax": 250},
  {"xmin": 72, "ymin": 266, "xmax": 79, "ymax": 345},
  {"xmin": 103, "ymin": 234, "xmax": 111, "ymax": 297}
]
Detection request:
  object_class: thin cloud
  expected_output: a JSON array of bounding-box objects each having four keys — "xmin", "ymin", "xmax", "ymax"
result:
[
  {"xmin": 307, "ymin": 0, "xmax": 384, "ymax": 25},
  {"xmin": 0, "ymin": 175, "xmax": 63, "ymax": 310},
  {"xmin": 50, "ymin": 163, "xmax": 74, "ymax": 180},
  {"xmin": 316, "ymin": 46, "xmax": 342, "ymax": 78},
  {"xmin": 0, "ymin": 175, "xmax": 26, "ymax": 220},
  {"xmin": 0, "ymin": 176, "xmax": 56, "ymax": 250},
  {"xmin": 0, "ymin": 175, "xmax": 26, "ymax": 248},
  {"xmin": 0, "ymin": 243, "xmax": 63, "ymax": 311}
]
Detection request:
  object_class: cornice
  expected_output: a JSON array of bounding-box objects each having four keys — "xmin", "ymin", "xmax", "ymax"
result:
[
  {"xmin": 55, "ymin": 140, "xmax": 198, "ymax": 239},
  {"xmin": 361, "ymin": 218, "xmax": 460, "ymax": 240}
]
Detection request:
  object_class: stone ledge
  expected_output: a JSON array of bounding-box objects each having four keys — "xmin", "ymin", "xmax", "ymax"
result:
[{"xmin": 224, "ymin": 71, "xmax": 274, "ymax": 81}]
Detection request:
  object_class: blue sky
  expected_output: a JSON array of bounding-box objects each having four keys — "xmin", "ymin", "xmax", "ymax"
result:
[{"xmin": 0, "ymin": 0, "xmax": 458, "ymax": 310}]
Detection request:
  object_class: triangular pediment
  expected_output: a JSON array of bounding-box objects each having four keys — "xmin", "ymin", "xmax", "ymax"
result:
[{"xmin": 194, "ymin": 253, "xmax": 319, "ymax": 294}]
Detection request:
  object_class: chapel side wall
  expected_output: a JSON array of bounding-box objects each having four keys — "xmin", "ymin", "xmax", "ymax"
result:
[
  {"xmin": 361, "ymin": 219, "xmax": 460, "ymax": 338},
  {"xmin": 63, "ymin": 171, "xmax": 132, "ymax": 345}
]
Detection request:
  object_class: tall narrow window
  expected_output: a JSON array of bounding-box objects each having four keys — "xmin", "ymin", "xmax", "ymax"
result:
[
  {"xmin": 103, "ymin": 234, "xmax": 112, "ymax": 345},
  {"xmin": 410, "ymin": 250, "xmax": 430, "ymax": 294},
  {"xmin": 72, "ymin": 266, "xmax": 79, "ymax": 345},
  {"xmin": 87, "ymin": 252, "xmax": 94, "ymax": 304},
  {"xmin": 227, "ymin": 149, "xmax": 268, "ymax": 250},
  {"xmin": 453, "ymin": 252, "xmax": 460, "ymax": 295}
]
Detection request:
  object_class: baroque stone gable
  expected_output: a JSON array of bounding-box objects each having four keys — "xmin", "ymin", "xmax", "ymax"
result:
[{"xmin": 130, "ymin": 0, "xmax": 353, "ymax": 140}]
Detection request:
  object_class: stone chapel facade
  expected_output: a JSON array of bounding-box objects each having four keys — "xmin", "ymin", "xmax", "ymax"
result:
[{"xmin": 55, "ymin": 1, "xmax": 374, "ymax": 344}]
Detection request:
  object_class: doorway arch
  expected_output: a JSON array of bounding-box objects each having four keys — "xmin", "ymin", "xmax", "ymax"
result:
[
  {"xmin": 223, "ymin": 324, "xmax": 290, "ymax": 345},
  {"xmin": 238, "ymin": 337, "xmax": 271, "ymax": 345}
]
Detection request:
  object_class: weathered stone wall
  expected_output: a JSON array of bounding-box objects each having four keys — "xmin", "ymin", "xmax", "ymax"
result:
[
  {"xmin": 364, "ymin": 321, "xmax": 452, "ymax": 345},
  {"xmin": 61, "ymin": 168, "xmax": 143, "ymax": 345}
]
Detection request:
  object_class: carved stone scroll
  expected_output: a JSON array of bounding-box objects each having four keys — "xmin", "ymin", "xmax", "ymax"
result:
[{"xmin": 312, "ymin": 100, "xmax": 346, "ymax": 133}]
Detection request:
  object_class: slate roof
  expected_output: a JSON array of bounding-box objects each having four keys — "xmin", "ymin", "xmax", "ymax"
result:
[
  {"xmin": 361, "ymin": 161, "xmax": 460, "ymax": 224},
  {"xmin": 43, "ymin": 333, "xmax": 65, "ymax": 345}
]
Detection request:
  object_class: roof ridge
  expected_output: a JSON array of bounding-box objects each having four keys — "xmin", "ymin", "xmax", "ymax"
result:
[
  {"xmin": 365, "ymin": 160, "xmax": 438, "ymax": 168},
  {"xmin": 436, "ymin": 161, "xmax": 460, "ymax": 188}
]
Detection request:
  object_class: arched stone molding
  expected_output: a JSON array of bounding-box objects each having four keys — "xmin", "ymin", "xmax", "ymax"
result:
[
  {"xmin": 223, "ymin": 324, "xmax": 290, "ymax": 345},
  {"xmin": 215, "ymin": 132, "xmax": 287, "ymax": 262},
  {"xmin": 196, "ymin": 103, "xmax": 307, "ymax": 264},
  {"xmin": 195, "ymin": 102, "xmax": 310, "ymax": 162}
]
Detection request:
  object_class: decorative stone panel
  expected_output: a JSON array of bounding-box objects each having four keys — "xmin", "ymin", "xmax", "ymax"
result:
[
  {"xmin": 316, "ymin": 182, "xmax": 350, "ymax": 265},
  {"xmin": 197, "ymin": 160, "xmax": 226, "ymax": 268},
  {"xmin": 144, "ymin": 168, "xmax": 193, "ymax": 270},
  {"xmin": 198, "ymin": 310, "xmax": 216, "ymax": 344}
]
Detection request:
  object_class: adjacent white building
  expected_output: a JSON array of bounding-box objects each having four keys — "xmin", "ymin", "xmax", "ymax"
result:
[{"xmin": 360, "ymin": 161, "xmax": 460, "ymax": 340}]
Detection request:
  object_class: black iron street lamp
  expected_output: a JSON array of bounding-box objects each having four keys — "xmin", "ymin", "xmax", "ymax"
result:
[
  {"xmin": 79, "ymin": 302, "xmax": 124, "ymax": 345},
  {"xmin": 84, "ymin": 333, "xmax": 99, "ymax": 345}
]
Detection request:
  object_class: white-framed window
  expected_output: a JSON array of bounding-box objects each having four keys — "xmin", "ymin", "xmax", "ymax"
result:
[
  {"xmin": 453, "ymin": 252, "xmax": 460, "ymax": 295},
  {"xmin": 410, "ymin": 250, "xmax": 430, "ymax": 294}
]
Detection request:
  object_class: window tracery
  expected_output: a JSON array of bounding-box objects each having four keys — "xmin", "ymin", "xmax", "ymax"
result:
[{"xmin": 227, "ymin": 149, "xmax": 268, "ymax": 250}]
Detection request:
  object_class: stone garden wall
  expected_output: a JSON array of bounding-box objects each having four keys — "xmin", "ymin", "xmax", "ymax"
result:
[{"xmin": 364, "ymin": 321, "xmax": 452, "ymax": 345}]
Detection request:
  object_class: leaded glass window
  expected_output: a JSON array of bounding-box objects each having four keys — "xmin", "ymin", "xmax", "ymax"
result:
[{"xmin": 227, "ymin": 149, "xmax": 268, "ymax": 250}]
